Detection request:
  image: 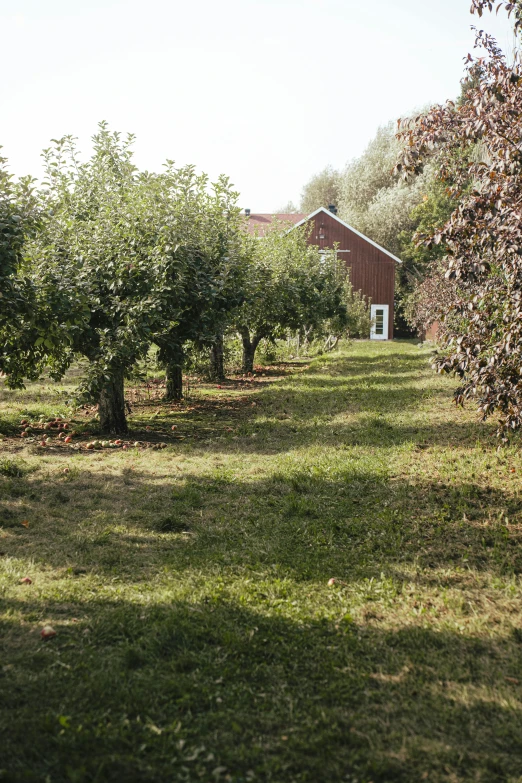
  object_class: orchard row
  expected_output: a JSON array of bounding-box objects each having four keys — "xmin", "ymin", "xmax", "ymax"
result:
[{"xmin": 0, "ymin": 124, "xmax": 365, "ymax": 434}]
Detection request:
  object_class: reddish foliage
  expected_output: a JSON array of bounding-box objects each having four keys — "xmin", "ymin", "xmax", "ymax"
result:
[{"xmin": 397, "ymin": 17, "xmax": 522, "ymax": 436}]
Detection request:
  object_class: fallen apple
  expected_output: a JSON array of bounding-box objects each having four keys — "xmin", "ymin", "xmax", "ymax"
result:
[
  {"xmin": 64, "ymin": 436, "xmax": 72, "ymax": 444},
  {"xmin": 20, "ymin": 419, "xmax": 28, "ymax": 426},
  {"xmin": 63, "ymin": 468, "xmax": 70, "ymax": 474},
  {"xmin": 39, "ymin": 440, "xmax": 47, "ymax": 447},
  {"xmin": 327, "ymin": 578, "xmax": 336, "ymax": 586},
  {"xmin": 41, "ymin": 625, "xmax": 56, "ymax": 640},
  {"xmin": 171, "ymin": 425, "xmax": 177, "ymax": 431},
  {"xmin": 21, "ymin": 431, "xmax": 28, "ymax": 438},
  {"xmin": 20, "ymin": 576, "xmax": 32, "ymax": 584},
  {"xmin": 146, "ymin": 426, "xmax": 152, "ymax": 432},
  {"xmin": 86, "ymin": 442, "xmax": 95, "ymax": 450}
]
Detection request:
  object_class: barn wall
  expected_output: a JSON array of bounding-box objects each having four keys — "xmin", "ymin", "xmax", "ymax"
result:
[{"xmin": 304, "ymin": 212, "xmax": 396, "ymax": 339}]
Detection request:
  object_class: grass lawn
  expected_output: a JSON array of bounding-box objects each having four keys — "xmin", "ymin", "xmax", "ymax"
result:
[{"xmin": 1, "ymin": 340, "xmax": 522, "ymax": 783}]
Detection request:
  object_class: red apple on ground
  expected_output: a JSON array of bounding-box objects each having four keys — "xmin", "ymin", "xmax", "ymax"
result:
[
  {"xmin": 41, "ymin": 625, "xmax": 56, "ymax": 640},
  {"xmin": 20, "ymin": 577, "xmax": 32, "ymax": 584},
  {"xmin": 64, "ymin": 436, "xmax": 72, "ymax": 444}
]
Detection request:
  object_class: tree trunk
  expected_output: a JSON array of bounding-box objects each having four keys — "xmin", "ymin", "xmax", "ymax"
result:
[
  {"xmin": 210, "ymin": 334, "xmax": 225, "ymax": 381},
  {"xmin": 98, "ymin": 371, "xmax": 128, "ymax": 435},
  {"xmin": 165, "ymin": 362, "xmax": 183, "ymax": 400},
  {"xmin": 241, "ymin": 332, "xmax": 260, "ymax": 374},
  {"xmin": 323, "ymin": 334, "xmax": 339, "ymax": 353}
]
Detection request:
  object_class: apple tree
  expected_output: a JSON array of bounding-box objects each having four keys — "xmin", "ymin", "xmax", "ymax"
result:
[
  {"xmin": 28, "ymin": 127, "xmax": 180, "ymax": 434},
  {"xmin": 234, "ymin": 224, "xmax": 347, "ymax": 373},
  {"xmin": 0, "ymin": 152, "xmax": 76, "ymax": 388},
  {"xmin": 152, "ymin": 166, "xmax": 246, "ymax": 399}
]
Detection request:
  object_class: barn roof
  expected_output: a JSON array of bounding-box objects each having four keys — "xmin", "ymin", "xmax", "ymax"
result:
[
  {"xmin": 243, "ymin": 212, "xmax": 306, "ymax": 237},
  {"xmin": 292, "ymin": 207, "xmax": 402, "ymax": 264},
  {"xmin": 243, "ymin": 207, "xmax": 402, "ymax": 264}
]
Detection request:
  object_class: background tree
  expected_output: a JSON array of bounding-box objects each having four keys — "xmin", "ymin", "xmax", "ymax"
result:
[
  {"xmin": 300, "ymin": 165, "xmax": 341, "ymax": 214},
  {"xmin": 294, "ymin": 123, "xmax": 438, "ymax": 336},
  {"xmin": 273, "ymin": 200, "xmax": 300, "ymax": 214},
  {"xmin": 338, "ymin": 121, "xmax": 431, "ymax": 259}
]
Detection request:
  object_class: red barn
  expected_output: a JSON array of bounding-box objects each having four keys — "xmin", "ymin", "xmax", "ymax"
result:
[{"xmin": 245, "ymin": 207, "xmax": 401, "ymax": 340}]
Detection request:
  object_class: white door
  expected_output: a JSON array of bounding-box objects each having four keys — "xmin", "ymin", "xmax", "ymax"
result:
[{"xmin": 370, "ymin": 304, "xmax": 389, "ymax": 340}]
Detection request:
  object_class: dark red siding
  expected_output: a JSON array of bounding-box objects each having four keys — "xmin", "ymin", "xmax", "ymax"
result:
[{"xmin": 303, "ymin": 211, "xmax": 396, "ymax": 339}]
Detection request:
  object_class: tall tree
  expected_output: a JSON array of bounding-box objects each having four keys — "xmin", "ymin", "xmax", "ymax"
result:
[
  {"xmin": 300, "ymin": 166, "xmax": 341, "ymax": 214},
  {"xmin": 29, "ymin": 127, "xmax": 181, "ymax": 433},
  {"xmin": 396, "ymin": 11, "xmax": 522, "ymax": 436},
  {"xmin": 338, "ymin": 122, "xmax": 431, "ymax": 259}
]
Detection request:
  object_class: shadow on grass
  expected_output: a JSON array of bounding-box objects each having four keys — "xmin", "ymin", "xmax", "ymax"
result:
[
  {"xmin": 1, "ymin": 595, "xmax": 521, "ymax": 783},
  {"xmin": 129, "ymin": 349, "xmax": 495, "ymax": 453},
  {"xmin": 2, "ymin": 459, "xmax": 522, "ymax": 580},
  {"xmin": 0, "ymin": 347, "xmax": 495, "ymax": 453},
  {"xmin": 2, "ymin": 346, "xmax": 522, "ymax": 781}
]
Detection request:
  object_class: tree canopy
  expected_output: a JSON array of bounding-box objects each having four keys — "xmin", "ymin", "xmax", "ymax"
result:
[
  {"xmin": 234, "ymin": 223, "xmax": 347, "ymax": 373},
  {"xmin": 300, "ymin": 166, "xmax": 341, "ymax": 214},
  {"xmin": 0, "ymin": 123, "xmax": 364, "ymax": 433},
  {"xmin": 397, "ymin": 10, "xmax": 522, "ymax": 435}
]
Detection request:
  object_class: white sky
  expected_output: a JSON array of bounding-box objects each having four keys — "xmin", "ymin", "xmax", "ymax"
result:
[{"xmin": 0, "ymin": 0, "xmax": 515, "ymax": 211}]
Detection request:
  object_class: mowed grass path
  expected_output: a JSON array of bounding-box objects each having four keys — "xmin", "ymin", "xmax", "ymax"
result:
[{"xmin": 1, "ymin": 341, "xmax": 522, "ymax": 783}]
